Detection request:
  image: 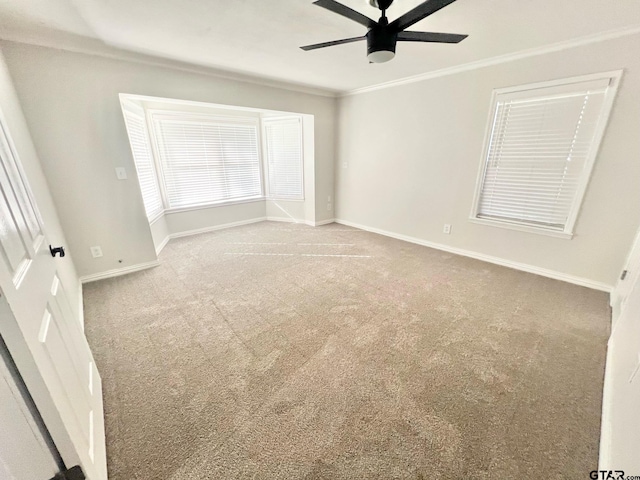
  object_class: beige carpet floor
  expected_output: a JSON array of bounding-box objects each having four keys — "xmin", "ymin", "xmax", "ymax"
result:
[{"xmin": 83, "ymin": 221, "xmax": 610, "ymax": 480}]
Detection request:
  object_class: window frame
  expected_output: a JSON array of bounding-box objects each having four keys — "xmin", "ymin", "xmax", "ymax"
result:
[
  {"xmin": 146, "ymin": 110, "xmax": 266, "ymax": 212},
  {"xmin": 121, "ymin": 101, "xmax": 165, "ymax": 223},
  {"xmin": 261, "ymin": 115, "xmax": 305, "ymax": 202},
  {"xmin": 469, "ymin": 70, "xmax": 622, "ymax": 239}
]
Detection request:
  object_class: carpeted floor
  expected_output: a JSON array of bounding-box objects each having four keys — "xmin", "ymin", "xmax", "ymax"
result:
[{"xmin": 83, "ymin": 221, "xmax": 610, "ymax": 480}]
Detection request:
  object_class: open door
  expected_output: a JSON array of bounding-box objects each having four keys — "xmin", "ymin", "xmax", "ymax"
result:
[
  {"xmin": 599, "ymin": 223, "xmax": 640, "ymax": 473},
  {"xmin": 0, "ymin": 111, "xmax": 107, "ymax": 478},
  {"xmin": 0, "ymin": 318, "xmax": 60, "ymax": 480},
  {"xmin": 611, "ymin": 227, "xmax": 640, "ymax": 325}
]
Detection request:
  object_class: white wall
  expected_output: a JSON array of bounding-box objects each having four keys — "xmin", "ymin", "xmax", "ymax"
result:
[
  {"xmin": 150, "ymin": 215, "xmax": 170, "ymax": 255},
  {"xmin": 149, "ymin": 201, "xmax": 268, "ymax": 256},
  {"xmin": 336, "ymin": 33, "xmax": 640, "ymax": 288},
  {"xmin": 124, "ymin": 96, "xmax": 317, "ymax": 254},
  {"xmin": 1, "ymin": 41, "xmax": 336, "ymax": 277},
  {"xmin": 164, "ymin": 201, "xmax": 267, "ymax": 238},
  {"xmin": 0, "ymin": 47, "xmax": 82, "ymax": 318}
]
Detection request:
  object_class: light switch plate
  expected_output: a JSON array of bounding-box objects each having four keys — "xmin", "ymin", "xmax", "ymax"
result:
[
  {"xmin": 115, "ymin": 167, "xmax": 127, "ymax": 180},
  {"xmin": 90, "ymin": 246, "xmax": 103, "ymax": 258}
]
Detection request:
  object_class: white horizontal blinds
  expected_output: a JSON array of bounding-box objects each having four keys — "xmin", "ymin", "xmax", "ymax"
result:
[
  {"xmin": 121, "ymin": 105, "xmax": 164, "ymax": 220},
  {"xmin": 154, "ymin": 117, "xmax": 262, "ymax": 208},
  {"xmin": 477, "ymin": 78, "xmax": 610, "ymax": 230},
  {"xmin": 264, "ymin": 117, "xmax": 303, "ymax": 199}
]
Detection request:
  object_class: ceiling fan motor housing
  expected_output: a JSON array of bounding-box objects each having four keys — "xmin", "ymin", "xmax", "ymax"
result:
[
  {"xmin": 370, "ymin": 0, "xmax": 394, "ymax": 10},
  {"xmin": 366, "ymin": 27, "xmax": 397, "ymax": 62}
]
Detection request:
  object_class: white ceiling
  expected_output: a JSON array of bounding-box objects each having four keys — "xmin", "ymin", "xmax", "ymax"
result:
[{"xmin": 0, "ymin": 0, "xmax": 639, "ymax": 93}]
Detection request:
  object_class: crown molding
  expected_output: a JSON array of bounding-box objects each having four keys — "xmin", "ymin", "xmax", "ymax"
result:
[
  {"xmin": 0, "ymin": 32, "xmax": 339, "ymax": 99},
  {"xmin": 3, "ymin": 23, "xmax": 639, "ymax": 100},
  {"xmin": 342, "ymin": 24, "xmax": 640, "ymax": 97}
]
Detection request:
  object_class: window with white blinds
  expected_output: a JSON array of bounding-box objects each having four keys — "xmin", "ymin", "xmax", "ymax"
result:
[
  {"xmin": 473, "ymin": 73, "xmax": 618, "ymax": 235},
  {"xmin": 263, "ymin": 117, "xmax": 304, "ymax": 200},
  {"xmin": 152, "ymin": 115, "xmax": 263, "ymax": 209},
  {"xmin": 121, "ymin": 104, "xmax": 164, "ymax": 221}
]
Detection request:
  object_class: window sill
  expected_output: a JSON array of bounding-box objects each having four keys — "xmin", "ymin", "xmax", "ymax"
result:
[
  {"xmin": 148, "ymin": 211, "xmax": 164, "ymax": 225},
  {"xmin": 468, "ymin": 217, "xmax": 574, "ymax": 239},
  {"xmin": 266, "ymin": 197, "xmax": 305, "ymax": 202},
  {"xmin": 164, "ymin": 197, "xmax": 265, "ymax": 214}
]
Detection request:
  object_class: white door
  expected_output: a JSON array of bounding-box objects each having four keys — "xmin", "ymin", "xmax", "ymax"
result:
[
  {"xmin": 599, "ymin": 225, "xmax": 640, "ymax": 472},
  {"xmin": 0, "ymin": 116, "xmax": 107, "ymax": 478},
  {"xmin": 0, "ymin": 306, "xmax": 59, "ymax": 480},
  {"xmin": 611, "ymin": 226, "xmax": 640, "ymax": 324}
]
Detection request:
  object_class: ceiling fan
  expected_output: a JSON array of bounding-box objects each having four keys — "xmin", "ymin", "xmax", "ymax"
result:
[{"xmin": 300, "ymin": 0, "xmax": 467, "ymax": 63}]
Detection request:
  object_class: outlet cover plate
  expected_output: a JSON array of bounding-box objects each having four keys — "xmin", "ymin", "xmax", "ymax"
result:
[{"xmin": 115, "ymin": 167, "xmax": 127, "ymax": 180}]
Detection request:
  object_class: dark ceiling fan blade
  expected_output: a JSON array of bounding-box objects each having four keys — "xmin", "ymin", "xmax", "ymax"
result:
[
  {"xmin": 300, "ymin": 36, "xmax": 366, "ymax": 51},
  {"xmin": 312, "ymin": 0, "xmax": 377, "ymax": 29},
  {"xmin": 397, "ymin": 31, "xmax": 468, "ymax": 43},
  {"xmin": 389, "ymin": 0, "xmax": 458, "ymax": 32}
]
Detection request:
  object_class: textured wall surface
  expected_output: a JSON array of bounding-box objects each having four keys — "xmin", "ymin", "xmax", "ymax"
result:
[
  {"xmin": 336, "ymin": 33, "xmax": 640, "ymax": 287},
  {"xmin": 1, "ymin": 42, "xmax": 336, "ymax": 277}
]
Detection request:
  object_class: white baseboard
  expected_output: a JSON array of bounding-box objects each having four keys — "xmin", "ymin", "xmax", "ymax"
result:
[
  {"xmin": 168, "ymin": 217, "xmax": 268, "ymax": 240},
  {"xmin": 156, "ymin": 217, "xmax": 269, "ymax": 255},
  {"xmin": 155, "ymin": 216, "xmax": 334, "ymax": 257},
  {"xmin": 311, "ymin": 218, "xmax": 336, "ymax": 226},
  {"xmin": 80, "ymin": 260, "xmax": 161, "ymax": 284},
  {"xmin": 266, "ymin": 216, "xmax": 335, "ymax": 227},
  {"xmin": 335, "ymin": 218, "xmax": 613, "ymax": 292},
  {"xmin": 155, "ymin": 235, "xmax": 170, "ymax": 255},
  {"xmin": 84, "ymin": 218, "xmax": 269, "ymax": 282},
  {"xmin": 266, "ymin": 216, "xmax": 304, "ymax": 224}
]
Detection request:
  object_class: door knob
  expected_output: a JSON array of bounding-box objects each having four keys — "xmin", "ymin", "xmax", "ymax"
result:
[{"xmin": 49, "ymin": 245, "xmax": 66, "ymax": 258}]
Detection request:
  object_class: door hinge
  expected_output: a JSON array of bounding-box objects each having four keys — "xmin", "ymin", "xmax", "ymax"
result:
[
  {"xmin": 621, "ymin": 270, "xmax": 628, "ymax": 281},
  {"xmin": 50, "ymin": 465, "xmax": 85, "ymax": 480}
]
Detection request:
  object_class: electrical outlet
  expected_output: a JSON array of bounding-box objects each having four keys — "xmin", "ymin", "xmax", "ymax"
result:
[
  {"xmin": 342, "ymin": 162, "xmax": 348, "ymax": 169},
  {"xmin": 327, "ymin": 195, "xmax": 331, "ymax": 202},
  {"xmin": 443, "ymin": 224, "xmax": 452, "ymax": 234},
  {"xmin": 90, "ymin": 246, "xmax": 103, "ymax": 258},
  {"xmin": 327, "ymin": 203, "xmax": 332, "ymax": 211},
  {"xmin": 115, "ymin": 167, "xmax": 127, "ymax": 180}
]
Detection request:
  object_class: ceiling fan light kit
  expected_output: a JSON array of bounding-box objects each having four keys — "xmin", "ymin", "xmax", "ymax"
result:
[
  {"xmin": 367, "ymin": 26, "xmax": 397, "ymax": 63},
  {"xmin": 301, "ymin": 0, "xmax": 467, "ymax": 63}
]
